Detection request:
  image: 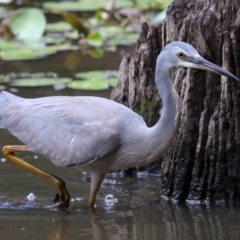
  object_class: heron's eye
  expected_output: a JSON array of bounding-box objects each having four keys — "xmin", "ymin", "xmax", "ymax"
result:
[{"xmin": 177, "ymin": 52, "xmax": 186, "ymax": 59}]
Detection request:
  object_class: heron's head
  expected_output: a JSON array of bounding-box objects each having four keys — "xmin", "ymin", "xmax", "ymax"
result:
[{"xmin": 161, "ymin": 41, "xmax": 239, "ymax": 81}]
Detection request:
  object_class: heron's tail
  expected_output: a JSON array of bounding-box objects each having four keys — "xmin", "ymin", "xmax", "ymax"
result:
[
  {"xmin": 0, "ymin": 90, "xmax": 24, "ymax": 128},
  {"xmin": 0, "ymin": 91, "xmax": 7, "ymax": 128}
]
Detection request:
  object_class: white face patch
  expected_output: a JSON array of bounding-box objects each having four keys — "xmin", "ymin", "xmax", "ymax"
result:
[
  {"xmin": 173, "ymin": 46, "xmax": 200, "ymax": 61},
  {"xmin": 172, "ymin": 46, "xmax": 202, "ymax": 68},
  {"xmin": 180, "ymin": 62, "xmax": 199, "ymax": 68}
]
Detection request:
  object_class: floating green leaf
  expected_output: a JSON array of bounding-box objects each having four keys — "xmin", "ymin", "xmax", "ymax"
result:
[
  {"xmin": 86, "ymin": 32, "xmax": 103, "ymax": 47},
  {"xmin": 84, "ymin": 26, "xmax": 139, "ymax": 48},
  {"xmin": 0, "ymin": 38, "xmax": 19, "ymax": 50},
  {"xmin": 75, "ymin": 70, "xmax": 117, "ymax": 79},
  {"xmin": 45, "ymin": 21, "xmax": 73, "ymax": 32},
  {"xmin": 123, "ymin": 32, "xmax": 139, "ymax": 45},
  {"xmin": 43, "ymin": 36, "xmax": 67, "ymax": 45},
  {"xmin": 0, "ymin": 72, "xmax": 58, "ymax": 83},
  {"xmin": 134, "ymin": 0, "xmax": 164, "ymax": 9},
  {"xmin": 88, "ymin": 48, "xmax": 104, "ymax": 59},
  {"xmin": 43, "ymin": 0, "xmax": 131, "ymax": 12},
  {"xmin": 67, "ymin": 78, "xmax": 116, "ymax": 90},
  {"xmin": 159, "ymin": 0, "xmax": 173, "ymax": 9},
  {"xmin": 43, "ymin": 1, "xmax": 84, "ymax": 11},
  {"xmin": 69, "ymin": 70, "xmax": 117, "ymax": 90},
  {"xmin": 152, "ymin": 10, "xmax": 167, "ymax": 23},
  {"xmin": 4, "ymin": 8, "xmax": 46, "ymax": 41},
  {"xmin": 0, "ymin": 43, "xmax": 75, "ymax": 61},
  {"xmin": 64, "ymin": 30, "xmax": 79, "ymax": 39},
  {"xmin": 10, "ymin": 78, "xmax": 71, "ymax": 87},
  {"xmin": 106, "ymin": 32, "xmax": 139, "ymax": 46},
  {"xmin": 98, "ymin": 26, "xmax": 122, "ymax": 39},
  {"xmin": 0, "ymin": 47, "xmax": 55, "ymax": 61}
]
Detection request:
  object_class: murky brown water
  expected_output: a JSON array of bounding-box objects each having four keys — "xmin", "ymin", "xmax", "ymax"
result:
[{"xmin": 1, "ymin": 48, "xmax": 240, "ymax": 240}]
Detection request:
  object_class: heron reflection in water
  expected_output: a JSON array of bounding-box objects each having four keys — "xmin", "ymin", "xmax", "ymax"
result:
[{"xmin": 0, "ymin": 42, "xmax": 238, "ymax": 209}]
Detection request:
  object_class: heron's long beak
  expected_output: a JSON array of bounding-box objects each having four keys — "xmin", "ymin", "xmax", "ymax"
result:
[{"xmin": 190, "ymin": 57, "xmax": 239, "ymax": 81}]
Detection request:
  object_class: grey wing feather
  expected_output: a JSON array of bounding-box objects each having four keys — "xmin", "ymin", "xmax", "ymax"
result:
[
  {"xmin": 0, "ymin": 91, "xmax": 124, "ymax": 167},
  {"xmin": 11, "ymin": 116, "xmax": 120, "ymax": 167}
]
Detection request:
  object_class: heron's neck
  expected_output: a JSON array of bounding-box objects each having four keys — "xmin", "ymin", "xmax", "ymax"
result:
[{"xmin": 150, "ymin": 61, "xmax": 181, "ymax": 157}]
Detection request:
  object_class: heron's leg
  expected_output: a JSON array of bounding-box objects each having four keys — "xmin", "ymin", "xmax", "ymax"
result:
[
  {"xmin": 88, "ymin": 173, "xmax": 106, "ymax": 207},
  {"xmin": 2, "ymin": 145, "xmax": 70, "ymax": 209}
]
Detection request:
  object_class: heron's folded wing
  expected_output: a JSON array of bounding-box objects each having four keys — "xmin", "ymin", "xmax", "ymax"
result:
[
  {"xmin": 8, "ymin": 114, "xmax": 120, "ymax": 167},
  {"xmin": 2, "ymin": 96, "xmax": 122, "ymax": 167},
  {"xmin": 1, "ymin": 94, "xmax": 142, "ymax": 167}
]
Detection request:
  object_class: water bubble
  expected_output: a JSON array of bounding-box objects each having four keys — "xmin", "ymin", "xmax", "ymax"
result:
[
  {"xmin": 104, "ymin": 194, "xmax": 118, "ymax": 206},
  {"xmin": 1, "ymin": 158, "xmax": 6, "ymax": 163},
  {"xmin": 26, "ymin": 193, "xmax": 37, "ymax": 201},
  {"xmin": 75, "ymin": 197, "xmax": 83, "ymax": 201},
  {"xmin": 53, "ymin": 84, "xmax": 66, "ymax": 91},
  {"xmin": 103, "ymin": 179, "xmax": 117, "ymax": 185},
  {"xmin": 71, "ymin": 197, "xmax": 83, "ymax": 202},
  {"xmin": 137, "ymin": 171, "xmax": 149, "ymax": 178}
]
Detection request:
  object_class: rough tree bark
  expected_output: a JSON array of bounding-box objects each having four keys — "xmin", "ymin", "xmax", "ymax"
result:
[{"xmin": 111, "ymin": 0, "xmax": 240, "ymax": 202}]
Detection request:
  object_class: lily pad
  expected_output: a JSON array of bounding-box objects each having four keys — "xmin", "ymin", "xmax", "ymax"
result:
[
  {"xmin": 75, "ymin": 70, "xmax": 117, "ymax": 79},
  {"xmin": 69, "ymin": 70, "xmax": 117, "ymax": 90},
  {"xmin": 0, "ymin": 72, "xmax": 58, "ymax": 83},
  {"xmin": 45, "ymin": 21, "xmax": 73, "ymax": 32},
  {"xmin": 158, "ymin": 0, "xmax": 173, "ymax": 9},
  {"xmin": 43, "ymin": 0, "xmax": 168, "ymax": 11},
  {"xmin": 3, "ymin": 8, "xmax": 46, "ymax": 41},
  {"xmin": 83, "ymin": 26, "xmax": 139, "ymax": 48},
  {"xmin": 107, "ymin": 32, "xmax": 139, "ymax": 46},
  {"xmin": 85, "ymin": 26, "xmax": 139, "ymax": 47},
  {"xmin": 0, "ymin": 38, "xmax": 19, "ymax": 50},
  {"xmin": 43, "ymin": 36, "xmax": 67, "ymax": 45},
  {"xmin": 88, "ymin": 48, "xmax": 104, "ymax": 59},
  {"xmin": 0, "ymin": 43, "xmax": 75, "ymax": 61},
  {"xmin": 152, "ymin": 10, "xmax": 167, "ymax": 23},
  {"xmin": 98, "ymin": 26, "xmax": 122, "ymax": 39},
  {"xmin": 134, "ymin": 0, "xmax": 167, "ymax": 9},
  {"xmin": 67, "ymin": 78, "xmax": 116, "ymax": 90},
  {"xmin": 86, "ymin": 32, "xmax": 103, "ymax": 48},
  {"xmin": 10, "ymin": 78, "xmax": 71, "ymax": 87},
  {"xmin": 0, "ymin": 47, "xmax": 56, "ymax": 61},
  {"xmin": 43, "ymin": 0, "xmax": 131, "ymax": 12}
]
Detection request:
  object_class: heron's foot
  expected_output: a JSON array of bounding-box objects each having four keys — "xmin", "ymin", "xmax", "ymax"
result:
[
  {"xmin": 52, "ymin": 177, "xmax": 71, "ymax": 209},
  {"xmin": 87, "ymin": 205, "xmax": 96, "ymax": 214},
  {"xmin": 53, "ymin": 193, "xmax": 70, "ymax": 209}
]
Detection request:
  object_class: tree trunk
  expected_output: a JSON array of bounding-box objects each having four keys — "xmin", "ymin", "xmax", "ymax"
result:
[{"xmin": 110, "ymin": 0, "xmax": 240, "ymax": 202}]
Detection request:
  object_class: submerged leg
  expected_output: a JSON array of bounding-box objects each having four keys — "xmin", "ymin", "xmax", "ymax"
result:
[
  {"xmin": 2, "ymin": 145, "xmax": 70, "ymax": 209},
  {"xmin": 88, "ymin": 173, "xmax": 106, "ymax": 207}
]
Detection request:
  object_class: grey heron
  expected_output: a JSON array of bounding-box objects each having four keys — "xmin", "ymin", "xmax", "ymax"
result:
[{"xmin": 0, "ymin": 41, "xmax": 238, "ymax": 209}]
